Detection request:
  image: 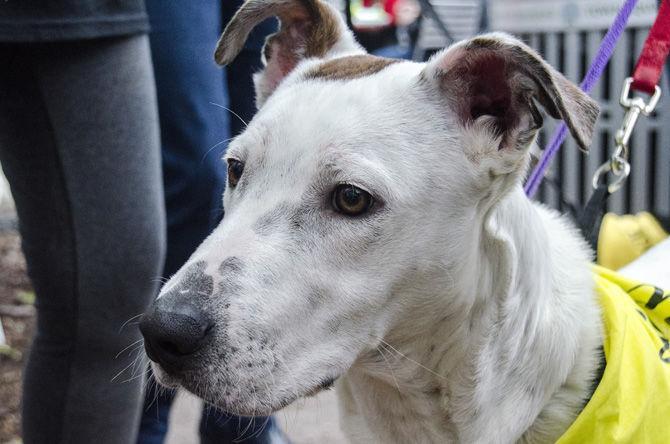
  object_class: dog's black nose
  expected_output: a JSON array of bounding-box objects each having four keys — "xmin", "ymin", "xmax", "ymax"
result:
[{"xmin": 140, "ymin": 297, "xmax": 213, "ymax": 370}]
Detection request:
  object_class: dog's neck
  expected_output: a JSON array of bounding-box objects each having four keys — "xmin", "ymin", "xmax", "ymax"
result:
[{"xmin": 340, "ymin": 186, "xmax": 601, "ymax": 443}]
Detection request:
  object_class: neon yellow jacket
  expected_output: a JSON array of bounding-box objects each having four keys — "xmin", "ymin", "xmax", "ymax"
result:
[{"xmin": 557, "ymin": 266, "xmax": 670, "ymax": 443}]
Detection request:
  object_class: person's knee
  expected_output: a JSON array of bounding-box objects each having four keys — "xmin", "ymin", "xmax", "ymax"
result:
[
  {"xmin": 127, "ymin": 216, "xmax": 167, "ymax": 282},
  {"xmin": 118, "ymin": 218, "xmax": 166, "ymax": 296},
  {"xmin": 84, "ymin": 212, "xmax": 167, "ymax": 318}
]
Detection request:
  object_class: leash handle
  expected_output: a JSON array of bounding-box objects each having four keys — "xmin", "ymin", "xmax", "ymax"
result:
[
  {"xmin": 632, "ymin": 0, "xmax": 670, "ymax": 94},
  {"xmin": 592, "ymin": 1, "xmax": 669, "ymax": 194},
  {"xmin": 579, "ymin": 1, "xmax": 670, "ymax": 251}
]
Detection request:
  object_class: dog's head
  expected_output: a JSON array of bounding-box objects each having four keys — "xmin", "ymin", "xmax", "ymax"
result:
[{"xmin": 140, "ymin": 0, "xmax": 598, "ymax": 415}]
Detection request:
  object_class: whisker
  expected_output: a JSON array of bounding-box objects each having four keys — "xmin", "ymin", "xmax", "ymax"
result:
[
  {"xmin": 111, "ymin": 358, "xmax": 140, "ymax": 383},
  {"xmin": 115, "ymin": 338, "xmax": 144, "ymax": 359},
  {"xmin": 338, "ymin": 329, "xmax": 446, "ymax": 382},
  {"xmin": 118, "ymin": 313, "xmax": 146, "ymax": 333},
  {"xmin": 378, "ymin": 339, "xmax": 446, "ymax": 380},
  {"xmin": 209, "ymin": 101, "xmax": 248, "ymax": 128},
  {"xmin": 128, "ymin": 346, "xmax": 147, "ymax": 378},
  {"xmin": 120, "ymin": 366, "xmax": 152, "ymax": 384},
  {"xmin": 377, "ymin": 345, "xmax": 402, "ymax": 393},
  {"xmin": 144, "ymin": 375, "xmax": 162, "ymax": 412},
  {"xmin": 201, "ymin": 136, "xmax": 235, "ymax": 164}
]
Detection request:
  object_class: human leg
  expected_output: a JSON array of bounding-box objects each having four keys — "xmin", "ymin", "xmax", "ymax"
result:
[{"xmin": 0, "ymin": 36, "xmax": 165, "ymax": 443}]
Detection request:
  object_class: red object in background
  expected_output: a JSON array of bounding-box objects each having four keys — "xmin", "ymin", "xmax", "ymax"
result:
[
  {"xmin": 360, "ymin": 0, "xmax": 401, "ymax": 24},
  {"xmin": 631, "ymin": 0, "xmax": 670, "ymax": 94},
  {"xmin": 384, "ymin": 0, "xmax": 400, "ymax": 24}
]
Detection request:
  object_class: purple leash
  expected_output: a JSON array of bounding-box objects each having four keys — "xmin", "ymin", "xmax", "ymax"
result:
[{"xmin": 524, "ymin": 0, "xmax": 639, "ymax": 198}]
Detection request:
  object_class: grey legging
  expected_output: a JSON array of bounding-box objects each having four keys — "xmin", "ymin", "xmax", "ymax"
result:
[{"xmin": 0, "ymin": 35, "xmax": 165, "ymax": 443}]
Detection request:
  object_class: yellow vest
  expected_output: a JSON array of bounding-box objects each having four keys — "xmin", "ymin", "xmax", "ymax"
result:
[{"xmin": 557, "ymin": 266, "xmax": 670, "ymax": 443}]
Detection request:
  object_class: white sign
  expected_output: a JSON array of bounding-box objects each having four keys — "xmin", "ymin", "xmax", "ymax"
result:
[{"xmin": 490, "ymin": 0, "xmax": 657, "ymax": 32}]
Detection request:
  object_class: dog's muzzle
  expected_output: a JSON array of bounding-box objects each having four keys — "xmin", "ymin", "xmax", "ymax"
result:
[{"xmin": 139, "ymin": 296, "xmax": 213, "ymax": 372}]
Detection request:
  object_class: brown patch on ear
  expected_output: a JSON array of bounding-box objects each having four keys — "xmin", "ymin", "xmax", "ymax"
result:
[
  {"xmin": 305, "ymin": 55, "xmax": 399, "ymax": 81},
  {"xmin": 431, "ymin": 35, "xmax": 599, "ymax": 152},
  {"xmin": 298, "ymin": 0, "xmax": 341, "ymax": 58},
  {"xmin": 465, "ymin": 37, "xmax": 600, "ymax": 151},
  {"xmin": 215, "ymin": 0, "xmax": 342, "ymax": 66}
]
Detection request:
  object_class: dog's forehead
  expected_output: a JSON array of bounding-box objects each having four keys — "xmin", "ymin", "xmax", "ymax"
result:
[
  {"xmin": 226, "ymin": 61, "xmax": 453, "ymax": 201},
  {"xmin": 233, "ymin": 63, "xmax": 426, "ymax": 162},
  {"xmin": 230, "ymin": 116, "xmax": 394, "ymax": 195}
]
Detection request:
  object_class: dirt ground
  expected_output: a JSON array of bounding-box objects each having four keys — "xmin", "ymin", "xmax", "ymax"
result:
[{"xmin": 0, "ymin": 231, "xmax": 35, "ymax": 443}]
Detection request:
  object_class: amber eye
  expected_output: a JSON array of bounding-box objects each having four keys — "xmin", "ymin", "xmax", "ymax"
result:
[
  {"xmin": 331, "ymin": 184, "xmax": 373, "ymax": 216},
  {"xmin": 227, "ymin": 159, "xmax": 244, "ymax": 188}
]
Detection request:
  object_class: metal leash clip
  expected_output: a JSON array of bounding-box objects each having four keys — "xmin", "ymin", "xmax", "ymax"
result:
[{"xmin": 592, "ymin": 77, "xmax": 662, "ymax": 193}]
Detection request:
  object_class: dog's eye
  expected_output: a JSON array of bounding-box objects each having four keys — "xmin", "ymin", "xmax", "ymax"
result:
[
  {"xmin": 331, "ymin": 184, "xmax": 373, "ymax": 216},
  {"xmin": 227, "ymin": 159, "xmax": 244, "ymax": 188}
]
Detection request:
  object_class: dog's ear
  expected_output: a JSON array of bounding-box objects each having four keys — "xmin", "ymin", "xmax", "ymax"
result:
[
  {"xmin": 216, "ymin": 0, "xmax": 363, "ymax": 106},
  {"xmin": 422, "ymin": 33, "xmax": 599, "ymax": 153}
]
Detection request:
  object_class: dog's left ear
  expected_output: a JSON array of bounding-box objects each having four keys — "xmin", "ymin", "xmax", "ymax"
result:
[
  {"xmin": 423, "ymin": 33, "xmax": 599, "ymax": 152},
  {"xmin": 215, "ymin": 0, "xmax": 363, "ymax": 106}
]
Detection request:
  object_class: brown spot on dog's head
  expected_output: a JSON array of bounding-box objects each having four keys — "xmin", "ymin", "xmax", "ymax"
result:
[{"xmin": 305, "ymin": 55, "xmax": 399, "ymax": 81}]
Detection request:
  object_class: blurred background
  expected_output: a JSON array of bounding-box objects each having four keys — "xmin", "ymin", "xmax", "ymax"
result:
[{"xmin": 0, "ymin": 0, "xmax": 667, "ymax": 443}]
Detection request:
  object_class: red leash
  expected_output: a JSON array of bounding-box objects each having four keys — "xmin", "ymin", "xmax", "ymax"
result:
[
  {"xmin": 526, "ymin": 1, "xmax": 669, "ymax": 198},
  {"xmin": 581, "ymin": 1, "xmax": 670, "ymax": 246},
  {"xmin": 631, "ymin": 0, "xmax": 670, "ymax": 95},
  {"xmin": 591, "ymin": 1, "xmax": 670, "ymax": 194}
]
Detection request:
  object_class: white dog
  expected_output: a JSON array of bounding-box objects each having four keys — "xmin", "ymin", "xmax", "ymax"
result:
[{"xmin": 140, "ymin": 1, "xmax": 606, "ymax": 442}]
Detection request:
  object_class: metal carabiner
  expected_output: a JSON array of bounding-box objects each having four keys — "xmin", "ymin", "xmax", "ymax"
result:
[
  {"xmin": 619, "ymin": 77, "xmax": 662, "ymax": 113},
  {"xmin": 592, "ymin": 78, "xmax": 662, "ymax": 193},
  {"xmin": 615, "ymin": 77, "xmax": 662, "ymax": 148},
  {"xmin": 592, "ymin": 157, "xmax": 631, "ymax": 193}
]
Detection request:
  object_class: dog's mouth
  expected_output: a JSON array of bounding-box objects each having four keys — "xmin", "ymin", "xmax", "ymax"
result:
[
  {"xmin": 304, "ymin": 376, "xmax": 338, "ymax": 397},
  {"xmin": 194, "ymin": 376, "xmax": 339, "ymax": 415},
  {"xmin": 149, "ymin": 361, "xmax": 181, "ymax": 389},
  {"xmin": 151, "ymin": 360, "xmax": 339, "ymax": 415}
]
